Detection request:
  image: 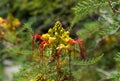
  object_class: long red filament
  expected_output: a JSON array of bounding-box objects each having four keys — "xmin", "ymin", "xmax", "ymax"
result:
[
  {"xmin": 68, "ymin": 39, "xmax": 86, "ymax": 59},
  {"xmin": 79, "ymin": 42, "xmax": 85, "ymax": 59},
  {"xmin": 32, "ymin": 34, "xmax": 42, "ymax": 50}
]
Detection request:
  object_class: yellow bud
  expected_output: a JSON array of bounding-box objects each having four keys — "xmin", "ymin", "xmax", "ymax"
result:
[
  {"xmin": 12, "ymin": 19, "xmax": 21, "ymax": 27},
  {"xmin": 3, "ymin": 23, "xmax": 10, "ymax": 29},
  {"xmin": 54, "ymin": 27, "xmax": 57, "ymax": 31},
  {"xmin": 48, "ymin": 28, "xmax": 52, "ymax": 33},
  {"xmin": 65, "ymin": 31, "xmax": 70, "ymax": 35},
  {"xmin": 35, "ymin": 73, "xmax": 42, "ymax": 79},
  {"xmin": 49, "ymin": 37, "xmax": 56, "ymax": 43},
  {"xmin": 0, "ymin": 17, "xmax": 3, "ymax": 23},
  {"xmin": 42, "ymin": 34, "xmax": 50, "ymax": 40},
  {"xmin": 55, "ymin": 21, "xmax": 62, "ymax": 28},
  {"xmin": 59, "ymin": 44, "xmax": 65, "ymax": 48},
  {"xmin": 65, "ymin": 44, "xmax": 70, "ymax": 49},
  {"xmin": 60, "ymin": 29, "xmax": 64, "ymax": 33},
  {"xmin": 58, "ymin": 26, "xmax": 61, "ymax": 30},
  {"xmin": 63, "ymin": 37, "xmax": 71, "ymax": 43},
  {"xmin": 55, "ymin": 32, "xmax": 58, "ymax": 36}
]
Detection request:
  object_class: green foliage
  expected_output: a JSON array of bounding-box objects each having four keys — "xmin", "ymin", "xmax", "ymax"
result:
[
  {"xmin": 0, "ymin": 23, "xmax": 32, "ymax": 63},
  {"xmin": 70, "ymin": 0, "xmax": 117, "ymax": 30},
  {"xmin": 0, "ymin": 0, "xmax": 120, "ymax": 81},
  {"xmin": 109, "ymin": 52, "xmax": 120, "ymax": 81},
  {"xmin": 73, "ymin": 54, "xmax": 103, "ymax": 65},
  {"xmin": 114, "ymin": 52, "xmax": 120, "ymax": 62},
  {"xmin": 114, "ymin": 52, "xmax": 120, "ymax": 61},
  {"xmin": 110, "ymin": 72, "xmax": 120, "ymax": 81},
  {"xmin": 70, "ymin": 0, "xmax": 110, "ymax": 29},
  {"xmin": 77, "ymin": 21, "xmax": 99, "ymax": 39},
  {"xmin": 13, "ymin": 62, "xmax": 38, "ymax": 81},
  {"xmin": 0, "ymin": 0, "xmax": 78, "ymax": 33},
  {"xmin": 70, "ymin": 0, "xmax": 120, "ymax": 81},
  {"xmin": 73, "ymin": 0, "xmax": 108, "ymax": 16}
]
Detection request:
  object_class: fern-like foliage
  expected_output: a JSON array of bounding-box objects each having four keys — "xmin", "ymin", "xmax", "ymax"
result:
[
  {"xmin": 70, "ymin": 0, "xmax": 110, "ymax": 31},
  {"xmin": 108, "ymin": 52, "xmax": 120, "ymax": 81},
  {"xmin": 114, "ymin": 52, "xmax": 120, "ymax": 61},
  {"xmin": 73, "ymin": 0, "xmax": 108, "ymax": 16},
  {"xmin": 70, "ymin": 0, "xmax": 118, "ymax": 30},
  {"xmin": 109, "ymin": 72, "xmax": 120, "ymax": 81},
  {"xmin": 72, "ymin": 54, "xmax": 103, "ymax": 65}
]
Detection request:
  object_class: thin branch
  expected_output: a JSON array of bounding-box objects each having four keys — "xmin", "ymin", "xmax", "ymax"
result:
[
  {"xmin": 96, "ymin": 68, "xmax": 110, "ymax": 76},
  {"xmin": 96, "ymin": 26, "xmax": 120, "ymax": 45},
  {"xmin": 107, "ymin": 0, "xmax": 120, "ymax": 14}
]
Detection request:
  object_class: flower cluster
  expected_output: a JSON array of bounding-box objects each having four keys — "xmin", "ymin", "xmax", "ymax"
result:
[
  {"xmin": 30, "ymin": 73, "xmax": 54, "ymax": 81},
  {"xmin": 0, "ymin": 17, "xmax": 7, "ymax": 38},
  {"xmin": 0, "ymin": 15, "xmax": 21, "ymax": 30},
  {"xmin": 32, "ymin": 20, "xmax": 85, "ymax": 59}
]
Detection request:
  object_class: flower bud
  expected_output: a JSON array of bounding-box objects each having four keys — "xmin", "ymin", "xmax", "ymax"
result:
[
  {"xmin": 65, "ymin": 31, "xmax": 70, "ymax": 35},
  {"xmin": 60, "ymin": 29, "xmax": 64, "ymax": 33},
  {"xmin": 41, "ymin": 34, "xmax": 50, "ymax": 40},
  {"xmin": 55, "ymin": 32, "xmax": 58, "ymax": 36},
  {"xmin": 49, "ymin": 37, "xmax": 56, "ymax": 43},
  {"xmin": 0, "ymin": 17, "xmax": 3, "ymax": 24},
  {"xmin": 48, "ymin": 28, "xmax": 52, "ymax": 33}
]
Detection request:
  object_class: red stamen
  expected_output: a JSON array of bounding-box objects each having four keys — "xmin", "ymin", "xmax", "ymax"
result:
[
  {"xmin": 68, "ymin": 39, "xmax": 76, "ymax": 44},
  {"xmin": 32, "ymin": 34, "xmax": 42, "ymax": 50},
  {"xmin": 33, "ymin": 34, "xmax": 41, "ymax": 39},
  {"xmin": 75, "ymin": 39, "xmax": 86, "ymax": 59},
  {"xmin": 2, "ymin": 19, "xmax": 7, "ymax": 23},
  {"xmin": 68, "ymin": 39, "xmax": 86, "ymax": 59},
  {"xmin": 32, "ymin": 37, "xmax": 34, "ymax": 50},
  {"xmin": 57, "ymin": 48, "xmax": 61, "ymax": 56},
  {"xmin": 75, "ymin": 39, "xmax": 84, "ymax": 43},
  {"xmin": 40, "ymin": 41, "xmax": 49, "ymax": 49}
]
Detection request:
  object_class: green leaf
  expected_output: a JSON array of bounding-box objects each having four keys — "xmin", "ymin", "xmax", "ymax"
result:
[
  {"xmin": 114, "ymin": 52, "xmax": 120, "ymax": 61},
  {"xmin": 72, "ymin": 54, "xmax": 103, "ymax": 65}
]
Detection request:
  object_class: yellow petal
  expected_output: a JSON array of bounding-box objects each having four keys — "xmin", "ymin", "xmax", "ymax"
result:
[
  {"xmin": 0, "ymin": 17, "xmax": 3, "ymax": 23},
  {"xmin": 42, "ymin": 34, "xmax": 50, "ymax": 40}
]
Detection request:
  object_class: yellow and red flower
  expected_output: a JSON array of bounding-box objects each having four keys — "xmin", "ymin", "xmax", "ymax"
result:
[{"xmin": 32, "ymin": 21, "xmax": 86, "ymax": 59}]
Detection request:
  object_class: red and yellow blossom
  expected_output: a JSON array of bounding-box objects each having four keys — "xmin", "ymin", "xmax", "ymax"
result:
[
  {"xmin": 0, "ymin": 17, "xmax": 7, "ymax": 27},
  {"xmin": 0, "ymin": 16, "xmax": 21, "ymax": 39},
  {"xmin": 32, "ymin": 20, "xmax": 85, "ymax": 59},
  {"xmin": 0, "ymin": 15, "xmax": 21, "ymax": 30},
  {"xmin": 3, "ymin": 15, "xmax": 21, "ymax": 30}
]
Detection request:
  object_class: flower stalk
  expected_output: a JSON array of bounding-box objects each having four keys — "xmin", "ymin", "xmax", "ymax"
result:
[{"xmin": 32, "ymin": 20, "xmax": 86, "ymax": 80}]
